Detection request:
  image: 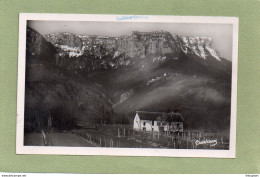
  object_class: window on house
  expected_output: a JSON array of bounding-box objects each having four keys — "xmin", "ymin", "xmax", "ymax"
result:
[
  {"xmin": 152, "ymin": 120, "xmax": 154, "ymax": 126},
  {"xmin": 143, "ymin": 122, "xmax": 146, "ymax": 126}
]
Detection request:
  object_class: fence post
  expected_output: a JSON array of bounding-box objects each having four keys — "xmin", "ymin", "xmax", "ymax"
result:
[
  {"xmin": 203, "ymin": 137, "xmax": 206, "ymax": 149},
  {"xmin": 221, "ymin": 135, "xmax": 224, "ymax": 149},
  {"xmin": 186, "ymin": 134, "xmax": 189, "ymax": 149},
  {"xmin": 41, "ymin": 130, "xmax": 47, "ymax": 146},
  {"xmin": 177, "ymin": 135, "xmax": 180, "ymax": 149},
  {"xmin": 118, "ymin": 128, "xmax": 120, "ymax": 138}
]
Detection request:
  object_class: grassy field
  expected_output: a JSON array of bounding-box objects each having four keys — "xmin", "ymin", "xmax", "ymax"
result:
[{"xmin": 24, "ymin": 123, "xmax": 229, "ymax": 149}]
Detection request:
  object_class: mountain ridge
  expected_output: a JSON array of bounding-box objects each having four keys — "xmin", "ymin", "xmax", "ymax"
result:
[{"xmin": 43, "ymin": 30, "xmax": 226, "ymax": 62}]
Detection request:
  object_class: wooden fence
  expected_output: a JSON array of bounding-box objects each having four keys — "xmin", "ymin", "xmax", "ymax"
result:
[{"xmin": 73, "ymin": 124, "xmax": 229, "ymax": 149}]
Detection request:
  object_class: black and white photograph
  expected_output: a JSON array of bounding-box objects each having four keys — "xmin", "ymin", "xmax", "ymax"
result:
[{"xmin": 16, "ymin": 14, "xmax": 238, "ymax": 157}]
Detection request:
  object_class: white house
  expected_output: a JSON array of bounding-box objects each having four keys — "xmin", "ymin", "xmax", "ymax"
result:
[{"xmin": 133, "ymin": 111, "xmax": 184, "ymax": 133}]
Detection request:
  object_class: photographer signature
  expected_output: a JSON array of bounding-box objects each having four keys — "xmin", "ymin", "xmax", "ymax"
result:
[{"xmin": 195, "ymin": 139, "xmax": 218, "ymax": 146}]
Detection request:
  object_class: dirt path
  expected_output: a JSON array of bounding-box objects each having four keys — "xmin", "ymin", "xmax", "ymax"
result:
[
  {"xmin": 47, "ymin": 133, "xmax": 97, "ymax": 147},
  {"xmin": 24, "ymin": 132, "xmax": 96, "ymax": 147}
]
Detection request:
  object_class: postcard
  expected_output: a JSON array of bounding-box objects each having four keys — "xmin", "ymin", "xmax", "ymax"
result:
[{"xmin": 16, "ymin": 13, "xmax": 238, "ymax": 157}]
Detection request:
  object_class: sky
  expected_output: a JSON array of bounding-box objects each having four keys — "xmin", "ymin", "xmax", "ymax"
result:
[{"xmin": 28, "ymin": 21, "xmax": 233, "ymax": 60}]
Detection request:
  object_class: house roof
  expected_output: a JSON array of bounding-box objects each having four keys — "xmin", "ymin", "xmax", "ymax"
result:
[
  {"xmin": 137, "ymin": 111, "xmax": 164, "ymax": 121},
  {"xmin": 136, "ymin": 111, "xmax": 184, "ymax": 122}
]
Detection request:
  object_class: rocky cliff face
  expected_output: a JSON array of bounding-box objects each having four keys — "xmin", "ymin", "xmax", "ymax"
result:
[
  {"xmin": 113, "ymin": 31, "xmax": 181, "ymax": 58},
  {"xmin": 43, "ymin": 31, "xmax": 224, "ymax": 71}
]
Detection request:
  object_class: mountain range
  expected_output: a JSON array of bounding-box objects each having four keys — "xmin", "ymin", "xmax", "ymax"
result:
[
  {"xmin": 43, "ymin": 30, "xmax": 229, "ymax": 72},
  {"xmin": 24, "ymin": 26, "xmax": 232, "ymax": 132}
]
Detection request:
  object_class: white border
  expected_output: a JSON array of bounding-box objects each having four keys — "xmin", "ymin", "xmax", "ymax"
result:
[{"xmin": 16, "ymin": 13, "xmax": 239, "ymax": 158}]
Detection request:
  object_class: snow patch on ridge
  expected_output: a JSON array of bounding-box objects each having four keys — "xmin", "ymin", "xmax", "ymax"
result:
[
  {"xmin": 198, "ymin": 45, "xmax": 207, "ymax": 59},
  {"xmin": 147, "ymin": 73, "xmax": 168, "ymax": 86},
  {"xmin": 113, "ymin": 51, "xmax": 120, "ymax": 59},
  {"xmin": 181, "ymin": 36, "xmax": 221, "ymax": 61},
  {"xmin": 152, "ymin": 56, "xmax": 167, "ymax": 63},
  {"xmin": 205, "ymin": 46, "xmax": 221, "ymax": 61},
  {"xmin": 119, "ymin": 89, "xmax": 134, "ymax": 103},
  {"xmin": 59, "ymin": 45, "xmax": 84, "ymax": 57}
]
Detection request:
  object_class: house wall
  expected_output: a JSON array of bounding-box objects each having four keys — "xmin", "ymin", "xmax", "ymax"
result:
[
  {"xmin": 133, "ymin": 113, "xmax": 160, "ymax": 132},
  {"xmin": 133, "ymin": 114, "xmax": 141, "ymax": 131},
  {"xmin": 140, "ymin": 120, "xmax": 159, "ymax": 132},
  {"xmin": 176, "ymin": 122, "xmax": 184, "ymax": 132}
]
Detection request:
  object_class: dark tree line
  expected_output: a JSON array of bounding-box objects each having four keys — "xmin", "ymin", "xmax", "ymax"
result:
[{"xmin": 24, "ymin": 101, "xmax": 77, "ymax": 133}]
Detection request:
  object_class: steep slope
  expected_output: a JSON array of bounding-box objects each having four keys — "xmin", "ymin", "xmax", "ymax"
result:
[
  {"xmin": 26, "ymin": 27, "xmax": 56, "ymax": 64},
  {"xmin": 105, "ymin": 53, "xmax": 231, "ymax": 131},
  {"xmin": 25, "ymin": 27, "xmax": 113, "ymax": 132}
]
